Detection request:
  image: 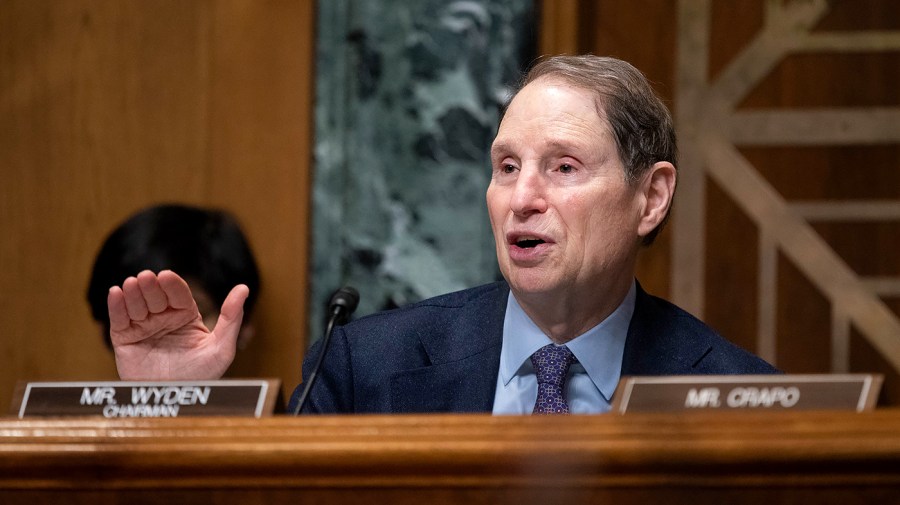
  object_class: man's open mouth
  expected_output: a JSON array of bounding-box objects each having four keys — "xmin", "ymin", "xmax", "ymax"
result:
[{"xmin": 515, "ymin": 237, "xmax": 546, "ymax": 248}]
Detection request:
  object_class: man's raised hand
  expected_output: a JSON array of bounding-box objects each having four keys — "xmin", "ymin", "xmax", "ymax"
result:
[{"xmin": 108, "ymin": 269, "xmax": 248, "ymax": 380}]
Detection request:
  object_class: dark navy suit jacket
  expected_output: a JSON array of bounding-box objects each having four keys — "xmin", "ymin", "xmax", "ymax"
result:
[{"xmin": 289, "ymin": 281, "xmax": 778, "ymax": 414}]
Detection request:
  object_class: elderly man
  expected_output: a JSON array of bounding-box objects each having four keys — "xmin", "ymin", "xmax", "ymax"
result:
[{"xmin": 109, "ymin": 55, "xmax": 776, "ymax": 415}]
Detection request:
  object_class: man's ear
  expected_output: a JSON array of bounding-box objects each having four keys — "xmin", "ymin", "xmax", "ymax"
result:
[{"xmin": 637, "ymin": 161, "xmax": 676, "ymax": 238}]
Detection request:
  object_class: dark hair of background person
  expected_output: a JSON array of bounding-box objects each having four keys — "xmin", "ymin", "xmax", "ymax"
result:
[{"xmin": 86, "ymin": 204, "xmax": 261, "ymax": 348}]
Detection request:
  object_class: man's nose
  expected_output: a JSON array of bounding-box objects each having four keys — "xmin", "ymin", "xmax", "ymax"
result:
[{"xmin": 509, "ymin": 166, "xmax": 548, "ymax": 216}]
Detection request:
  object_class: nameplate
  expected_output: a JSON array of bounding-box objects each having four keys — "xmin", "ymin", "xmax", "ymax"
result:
[
  {"xmin": 611, "ymin": 374, "xmax": 883, "ymax": 414},
  {"xmin": 12, "ymin": 379, "xmax": 281, "ymax": 418}
]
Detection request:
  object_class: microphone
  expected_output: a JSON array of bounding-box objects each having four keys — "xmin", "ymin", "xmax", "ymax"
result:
[
  {"xmin": 292, "ymin": 286, "xmax": 360, "ymax": 415},
  {"xmin": 327, "ymin": 286, "xmax": 360, "ymax": 326}
]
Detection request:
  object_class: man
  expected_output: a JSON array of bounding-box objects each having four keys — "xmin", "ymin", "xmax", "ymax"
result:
[{"xmin": 109, "ymin": 55, "xmax": 777, "ymax": 414}]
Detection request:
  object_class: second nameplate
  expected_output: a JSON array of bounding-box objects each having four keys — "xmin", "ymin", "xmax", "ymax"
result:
[{"xmin": 610, "ymin": 374, "xmax": 882, "ymax": 414}]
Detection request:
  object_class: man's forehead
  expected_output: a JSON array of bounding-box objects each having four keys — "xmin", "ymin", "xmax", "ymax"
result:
[
  {"xmin": 514, "ymin": 76, "xmax": 606, "ymax": 110},
  {"xmin": 500, "ymin": 80, "xmax": 607, "ymax": 124},
  {"xmin": 491, "ymin": 135, "xmax": 593, "ymax": 154},
  {"xmin": 491, "ymin": 88, "xmax": 613, "ymax": 155}
]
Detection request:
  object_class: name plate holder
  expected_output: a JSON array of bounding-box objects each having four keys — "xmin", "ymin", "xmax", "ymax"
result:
[
  {"xmin": 611, "ymin": 374, "xmax": 883, "ymax": 414},
  {"xmin": 11, "ymin": 379, "xmax": 282, "ymax": 418}
]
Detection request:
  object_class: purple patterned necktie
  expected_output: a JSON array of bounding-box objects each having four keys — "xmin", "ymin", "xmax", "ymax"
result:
[{"xmin": 531, "ymin": 344, "xmax": 577, "ymax": 414}]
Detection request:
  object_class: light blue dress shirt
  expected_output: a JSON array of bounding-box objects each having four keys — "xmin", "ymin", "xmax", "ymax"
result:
[{"xmin": 492, "ymin": 281, "xmax": 636, "ymax": 414}]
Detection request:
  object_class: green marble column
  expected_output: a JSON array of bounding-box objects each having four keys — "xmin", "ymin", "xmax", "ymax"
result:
[{"xmin": 311, "ymin": 0, "xmax": 536, "ymax": 337}]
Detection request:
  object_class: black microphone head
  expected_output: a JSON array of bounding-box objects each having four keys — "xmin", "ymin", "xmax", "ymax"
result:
[{"xmin": 328, "ymin": 286, "xmax": 359, "ymax": 324}]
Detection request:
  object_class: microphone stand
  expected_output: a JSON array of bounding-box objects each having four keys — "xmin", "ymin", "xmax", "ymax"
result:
[{"xmin": 291, "ymin": 287, "xmax": 358, "ymax": 415}]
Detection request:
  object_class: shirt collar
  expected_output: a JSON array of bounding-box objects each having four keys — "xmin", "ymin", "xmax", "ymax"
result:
[{"xmin": 498, "ymin": 280, "xmax": 636, "ymax": 401}]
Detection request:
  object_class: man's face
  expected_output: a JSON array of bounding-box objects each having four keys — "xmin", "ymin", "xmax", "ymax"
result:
[{"xmin": 487, "ymin": 77, "xmax": 645, "ymax": 300}]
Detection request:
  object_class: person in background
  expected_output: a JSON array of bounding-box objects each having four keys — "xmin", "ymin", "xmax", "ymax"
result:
[{"xmin": 87, "ymin": 204, "xmax": 260, "ymax": 352}]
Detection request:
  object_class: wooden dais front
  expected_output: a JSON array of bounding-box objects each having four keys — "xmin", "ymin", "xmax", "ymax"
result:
[{"xmin": 1, "ymin": 410, "xmax": 899, "ymax": 504}]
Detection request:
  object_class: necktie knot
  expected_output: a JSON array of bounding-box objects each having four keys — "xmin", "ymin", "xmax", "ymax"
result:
[{"xmin": 531, "ymin": 344, "xmax": 577, "ymax": 414}]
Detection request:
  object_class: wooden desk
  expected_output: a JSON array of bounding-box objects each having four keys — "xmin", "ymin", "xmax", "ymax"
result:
[{"xmin": 1, "ymin": 410, "xmax": 899, "ymax": 504}]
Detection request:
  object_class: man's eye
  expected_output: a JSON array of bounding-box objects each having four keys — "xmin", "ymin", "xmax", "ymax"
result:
[
  {"xmin": 559, "ymin": 163, "xmax": 575, "ymax": 173},
  {"xmin": 502, "ymin": 164, "xmax": 516, "ymax": 173}
]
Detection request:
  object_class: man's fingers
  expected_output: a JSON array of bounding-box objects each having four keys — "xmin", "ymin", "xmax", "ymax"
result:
[
  {"xmin": 108, "ymin": 286, "xmax": 131, "ymax": 332},
  {"xmin": 122, "ymin": 276, "xmax": 149, "ymax": 321},
  {"xmin": 137, "ymin": 270, "xmax": 169, "ymax": 313},
  {"xmin": 158, "ymin": 270, "xmax": 197, "ymax": 310},
  {"xmin": 212, "ymin": 284, "xmax": 249, "ymax": 349}
]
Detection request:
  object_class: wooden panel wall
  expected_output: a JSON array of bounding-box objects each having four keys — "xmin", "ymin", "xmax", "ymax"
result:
[
  {"xmin": 539, "ymin": 0, "xmax": 900, "ymax": 405},
  {"xmin": 0, "ymin": 0, "xmax": 315, "ymax": 411}
]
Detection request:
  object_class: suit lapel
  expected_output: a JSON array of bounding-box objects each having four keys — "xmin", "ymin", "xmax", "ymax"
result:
[
  {"xmin": 621, "ymin": 282, "xmax": 713, "ymax": 376},
  {"xmin": 390, "ymin": 283, "xmax": 508, "ymax": 413},
  {"xmin": 388, "ymin": 281, "xmax": 717, "ymax": 412}
]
